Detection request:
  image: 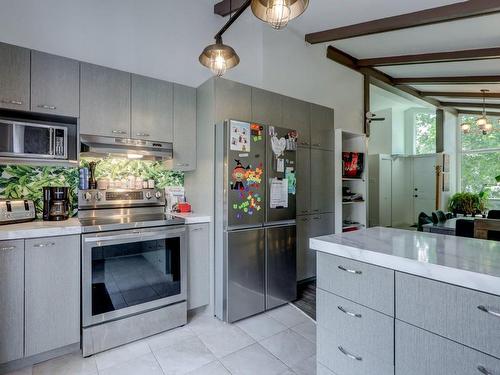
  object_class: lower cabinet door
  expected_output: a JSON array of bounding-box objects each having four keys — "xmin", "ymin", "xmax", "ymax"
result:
[
  {"xmin": 396, "ymin": 320, "xmax": 500, "ymax": 375},
  {"xmin": 0, "ymin": 240, "xmax": 24, "ymax": 364},
  {"xmin": 187, "ymin": 224, "xmax": 210, "ymax": 310},
  {"xmin": 25, "ymin": 235, "xmax": 80, "ymax": 356}
]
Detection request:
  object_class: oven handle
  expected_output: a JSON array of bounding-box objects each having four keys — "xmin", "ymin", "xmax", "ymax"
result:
[{"xmin": 84, "ymin": 230, "xmax": 182, "ymax": 244}]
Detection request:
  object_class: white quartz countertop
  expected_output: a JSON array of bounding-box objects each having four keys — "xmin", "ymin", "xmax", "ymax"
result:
[
  {"xmin": 171, "ymin": 212, "xmax": 211, "ymax": 224},
  {"xmin": 310, "ymin": 227, "xmax": 500, "ymax": 296},
  {"xmin": 0, "ymin": 218, "xmax": 82, "ymax": 241}
]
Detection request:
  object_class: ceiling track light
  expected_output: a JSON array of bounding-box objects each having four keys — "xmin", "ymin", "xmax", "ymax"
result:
[{"xmin": 200, "ymin": 0, "xmax": 309, "ymax": 76}]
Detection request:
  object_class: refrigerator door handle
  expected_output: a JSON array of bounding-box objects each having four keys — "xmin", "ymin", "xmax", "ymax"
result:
[{"xmin": 264, "ymin": 220, "xmax": 296, "ymax": 228}]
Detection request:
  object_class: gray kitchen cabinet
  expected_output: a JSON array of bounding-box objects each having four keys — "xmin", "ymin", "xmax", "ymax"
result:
[
  {"xmin": 296, "ymin": 147, "xmax": 311, "ymax": 216},
  {"xmin": 0, "ymin": 240, "xmax": 24, "ymax": 364},
  {"xmin": 24, "ymin": 235, "xmax": 80, "ymax": 357},
  {"xmin": 282, "ymin": 97, "xmax": 310, "ymax": 147},
  {"xmin": 311, "ymin": 149, "xmax": 334, "ymax": 214},
  {"xmin": 131, "ymin": 74, "xmax": 173, "ymax": 142},
  {"xmin": 0, "ymin": 42, "xmax": 30, "ymax": 111},
  {"xmin": 215, "ymin": 78, "xmax": 251, "ymax": 123},
  {"xmin": 251, "ymin": 88, "xmax": 282, "ymax": 127},
  {"xmin": 187, "ymin": 224, "xmax": 210, "ymax": 310},
  {"xmin": 80, "ymin": 63, "xmax": 131, "ymax": 137},
  {"xmin": 31, "ymin": 51, "xmax": 79, "ymax": 117},
  {"xmin": 310, "ymin": 104, "xmax": 334, "ymax": 150},
  {"xmin": 171, "ymin": 83, "xmax": 197, "ymax": 171}
]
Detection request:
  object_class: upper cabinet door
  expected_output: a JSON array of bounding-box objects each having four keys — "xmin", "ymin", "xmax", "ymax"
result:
[
  {"xmin": 251, "ymin": 88, "xmax": 282, "ymax": 127},
  {"xmin": 31, "ymin": 51, "xmax": 79, "ymax": 117},
  {"xmin": 80, "ymin": 63, "xmax": 130, "ymax": 137},
  {"xmin": 171, "ymin": 83, "xmax": 196, "ymax": 171},
  {"xmin": 0, "ymin": 42, "xmax": 30, "ymax": 111},
  {"xmin": 311, "ymin": 104, "xmax": 334, "ymax": 150},
  {"xmin": 215, "ymin": 78, "xmax": 251, "ymax": 123},
  {"xmin": 282, "ymin": 97, "xmax": 310, "ymax": 147},
  {"xmin": 131, "ymin": 74, "xmax": 173, "ymax": 142},
  {"xmin": 296, "ymin": 146, "xmax": 311, "ymax": 215}
]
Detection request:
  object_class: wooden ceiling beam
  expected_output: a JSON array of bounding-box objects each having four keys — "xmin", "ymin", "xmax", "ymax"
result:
[
  {"xmin": 357, "ymin": 47, "xmax": 500, "ymax": 67},
  {"xmin": 420, "ymin": 91, "xmax": 500, "ymax": 98},
  {"xmin": 457, "ymin": 110, "xmax": 500, "ymax": 116},
  {"xmin": 214, "ymin": 0, "xmax": 248, "ymax": 17},
  {"xmin": 393, "ymin": 76, "xmax": 500, "ymax": 85},
  {"xmin": 306, "ymin": 0, "xmax": 500, "ymax": 44},
  {"xmin": 441, "ymin": 101, "xmax": 500, "ymax": 109}
]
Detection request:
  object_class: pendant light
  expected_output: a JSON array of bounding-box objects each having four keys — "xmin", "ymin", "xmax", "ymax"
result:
[
  {"xmin": 476, "ymin": 89, "xmax": 491, "ymax": 133},
  {"xmin": 199, "ymin": 36, "xmax": 240, "ymax": 77},
  {"xmin": 251, "ymin": 0, "xmax": 309, "ymax": 30},
  {"xmin": 460, "ymin": 122, "xmax": 471, "ymax": 134}
]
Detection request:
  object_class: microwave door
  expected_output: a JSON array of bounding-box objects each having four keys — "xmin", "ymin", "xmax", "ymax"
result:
[{"xmin": 13, "ymin": 123, "xmax": 53, "ymax": 158}]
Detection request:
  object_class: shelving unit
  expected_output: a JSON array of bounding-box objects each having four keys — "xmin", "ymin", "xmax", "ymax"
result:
[{"xmin": 334, "ymin": 129, "xmax": 368, "ymax": 233}]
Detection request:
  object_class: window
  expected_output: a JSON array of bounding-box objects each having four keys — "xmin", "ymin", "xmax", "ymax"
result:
[
  {"xmin": 414, "ymin": 111, "xmax": 436, "ymax": 155},
  {"xmin": 459, "ymin": 114, "xmax": 500, "ymax": 199}
]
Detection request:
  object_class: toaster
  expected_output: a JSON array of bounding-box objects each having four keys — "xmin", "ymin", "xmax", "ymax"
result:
[{"xmin": 0, "ymin": 200, "xmax": 36, "ymax": 224}]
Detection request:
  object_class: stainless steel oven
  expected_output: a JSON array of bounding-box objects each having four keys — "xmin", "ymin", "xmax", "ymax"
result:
[
  {"xmin": 0, "ymin": 118, "xmax": 68, "ymax": 159},
  {"xmin": 82, "ymin": 225, "xmax": 187, "ymax": 328}
]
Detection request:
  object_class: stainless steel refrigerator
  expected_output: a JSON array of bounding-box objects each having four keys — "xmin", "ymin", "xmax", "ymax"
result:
[{"xmin": 215, "ymin": 120, "xmax": 297, "ymax": 323}]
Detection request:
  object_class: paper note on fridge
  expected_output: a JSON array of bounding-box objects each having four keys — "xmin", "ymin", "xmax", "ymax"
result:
[
  {"xmin": 230, "ymin": 121, "xmax": 251, "ymax": 152},
  {"xmin": 270, "ymin": 178, "xmax": 288, "ymax": 208}
]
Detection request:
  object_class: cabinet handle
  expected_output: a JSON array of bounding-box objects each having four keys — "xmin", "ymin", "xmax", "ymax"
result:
[
  {"xmin": 338, "ymin": 305, "xmax": 362, "ymax": 318},
  {"xmin": 312, "ymin": 209, "xmax": 320, "ymax": 212},
  {"xmin": 136, "ymin": 132, "xmax": 150, "ymax": 137},
  {"xmin": 338, "ymin": 265, "xmax": 362, "ymax": 275},
  {"xmin": 312, "ymin": 143, "xmax": 320, "ymax": 147},
  {"xmin": 37, "ymin": 104, "xmax": 57, "ymax": 110},
  {"xmin": 112, "ymin": 130, "xmax": 127, "ymax": 135},
  {"xmin": 191, "ymin": 227, "xmax": 203, "ymax": 231},
  {"xmin": 33, "ymin": 242, "xmax": 55, "ymax": 248},
  {"xmin": 300, "ymin": 210, "xmax": 308, "ymax": 213},
  {"xmin": 477, "ymin": 365, "xmax": 492, "ymax": 375},
  {"xmin": 300, "ymin": 218, "xmax": 309, "ymax": 222},
  {"xmin": 176, "ymin": 163, "xmax": 190, "ymax": 167},
  {"xmin": 1, "ymin": 99, "xmax": 23, "ymax": 105},
  {"xmin": 338, "ymin": 346, "xmax": 362, "ymax": 361},
  {"xmin": 477, "ymin": 305, "xmax": 500, "ymax": 318},
  {"xmin": 313, "ymin": 216, "xmax": 321, "ymax": 220},
  {"xmin": 299, "ymin": 142, "xmax": 309, "ymax": 146},
  {"xmin": 0, "ymin": 246, "xmax": 16, "ymax": 251}
]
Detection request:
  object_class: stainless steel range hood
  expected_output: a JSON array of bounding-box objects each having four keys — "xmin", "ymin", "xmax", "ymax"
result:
[{"xmin": 80, "ymin": 135, "xmax": 173, "ymax": 161}]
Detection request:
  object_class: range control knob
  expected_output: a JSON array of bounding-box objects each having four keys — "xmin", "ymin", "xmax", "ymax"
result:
[
  {"xmin": 145, "ymin": 191, "xmax": 152, "ymax": 200},
  {"xmin": 155, "ymin": 191, "xmax": 162, "ymax": 199},
  {"xmin": 95, "ymin": 192, "xmax": 103, "ymax": 201},
  {"xmin": 83, "ymin": 192, "xmax": 92, "ymax": 201}
]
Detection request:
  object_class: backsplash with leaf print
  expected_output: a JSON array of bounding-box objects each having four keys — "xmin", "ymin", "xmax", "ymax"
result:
[{"xmin": 0, "ymin": 159, "xmax": 183, "ymax": 217}]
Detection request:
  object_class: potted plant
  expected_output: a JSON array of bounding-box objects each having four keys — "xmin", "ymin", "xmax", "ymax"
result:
[{"xmin": 448, "ymin": 192, "xmax": 487, "ymax": 216}]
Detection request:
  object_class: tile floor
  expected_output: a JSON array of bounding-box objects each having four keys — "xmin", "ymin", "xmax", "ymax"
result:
[{"xmin": 6, "ymin": 304, "xmax": 316, "ymax": 375}]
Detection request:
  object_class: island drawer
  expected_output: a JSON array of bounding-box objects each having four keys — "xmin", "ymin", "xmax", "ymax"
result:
[
  {"xmin": 396, "ymin": 272, "xmax": 500, "ymax": 359},
  {"xmin": 396, "ymin": 320, "xmax": 500, "ymax": 375},
  {"xmin": 318, "ymin": 325, "xmax": 394, "ymax": 375},
  {"xmin": 317, "ymin": 252, "xmax": 394, "ymax": 316},
  {"xmin": 317, "ymin": 288, "xmax": 394, "ymax": 365}
]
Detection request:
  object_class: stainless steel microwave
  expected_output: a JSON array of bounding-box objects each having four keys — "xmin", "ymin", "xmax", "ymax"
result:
[{"xmin": 0, "ymin": 119, "xmax": 69, "ymax": 159}]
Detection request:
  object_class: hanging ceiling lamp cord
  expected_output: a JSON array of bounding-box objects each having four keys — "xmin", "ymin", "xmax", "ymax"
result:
[{"xmin": 215, "ymin": 0, "xmax": 252, "ymax": 41}]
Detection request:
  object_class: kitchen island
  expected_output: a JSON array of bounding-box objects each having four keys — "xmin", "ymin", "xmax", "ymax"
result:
[{"xmin": 310, "ymin": 227, "xmax": 500, "ymax": 375}]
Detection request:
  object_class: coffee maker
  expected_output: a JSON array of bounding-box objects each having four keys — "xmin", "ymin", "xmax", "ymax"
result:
[{"xmin": 43, "ymin": 187, "xmax": 70, "ymax": 221}]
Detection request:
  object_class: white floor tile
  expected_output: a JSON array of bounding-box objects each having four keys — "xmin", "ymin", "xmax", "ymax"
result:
[
  {"xmin": 186, "ymin": 361, "xmax": 231, "ymax": 375},
  {"xmin": 146, "ymin": 326, "xmax": 196, "ymax": 351},
  {"xmin": 99, "ymin": 353, "xmax": 163, "ymax": 375},
  {"xmin": 290, "ymin": 355, "xmax": 316, "ymax": 375},
  {"xmin": 266, "ymin": 305, "xmax": 309, "ymax": 328},
  {"xmin": 94, "ymin": 340, "xmax": 150, "ymax": 371},
  {"xmin": 32, "ymin": 352, "xmax": 97, "ymax": 375},
  {"xmin": 260, "ymin": 330, "xmax": 316, "ymax": 368},
  {"xmin": 290, "ymin": 320, "xmax": 316, "ymax": 343},
  {"xmin": 4, "ymin": 367, "xmax": 32, "ymax": 375},
  {"xmin": 221, "ymin": 343, "xmax": 288, "ymax": 375},
  {"xmin": 236, "ymin": 314, "xmax": 287, "ymax": 341},
  {"xmin": 154, "ymin": 336, "xmax": 215, "ymax": 375}
]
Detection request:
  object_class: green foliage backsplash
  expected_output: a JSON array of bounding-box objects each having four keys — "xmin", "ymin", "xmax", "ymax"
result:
[
  {"xmin": 0, "ymin": 165, "xmax": 79, "ymax": 217},
  {"xmin": 0, "ymin": 159, "xmax": 183, "ymax": 217}
]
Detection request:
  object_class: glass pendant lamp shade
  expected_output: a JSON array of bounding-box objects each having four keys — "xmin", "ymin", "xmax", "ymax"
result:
[
  {"xmin": 483, "ymin": 122, "xmax": 493, "ymax": 134},
  {"xmin": 199, "ymin": 37, "xmax": 240, "ymax": 77},
  {"xmin": 460, "ymin": 122, "xmax": 471, "ymax": 133},
  {"xmin": 251, "ymin": 0, "xmax": 309, "ymax": 29},
  {"xmin": 476, "ymin": 116, "xmax": 488, "ymax": 130}
]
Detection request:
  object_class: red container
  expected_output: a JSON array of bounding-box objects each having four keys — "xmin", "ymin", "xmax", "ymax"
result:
[{"xmin": 177, "ymin": 202, "xmax": 192, "ymax": 213}]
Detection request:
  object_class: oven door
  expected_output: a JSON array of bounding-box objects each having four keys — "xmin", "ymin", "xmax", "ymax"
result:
[{"xmin": 82, "ymin": 226, "xmax": 187, "ymax": 327}]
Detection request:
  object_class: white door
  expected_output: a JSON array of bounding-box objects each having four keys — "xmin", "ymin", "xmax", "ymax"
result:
[
  {"xmin": 380, "ymin": 157, "xmax": 392, "ymax": 227},
  {"xmin": 413, "ymin": 155, "xmax": 436, "ymax": 223}
]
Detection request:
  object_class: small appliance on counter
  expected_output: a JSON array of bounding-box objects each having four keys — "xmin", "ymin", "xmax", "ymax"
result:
[
  {"xmin": 165, "ymin": 186, "xmax": 190, "ymax": 213},
  {"xmin": 0, "ymin": 199, "xmax": 36, "ymax": 224},
  {"xmin": 43, "ymin": 187, "xmax": 70, "ymax": 221}
]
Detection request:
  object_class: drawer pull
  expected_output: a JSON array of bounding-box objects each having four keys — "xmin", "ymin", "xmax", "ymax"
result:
[
  {"xmin": 0, "ymin": 246, "xmax": 16, "ymax": 251},
  {"xmin": 112, "ymin": 130, "xmax": 127, "ymax": 135},
  {"xmin": 338, "ymin": 305, "xmax": 362, "ymax": 318},
  {"xmin": 136, "ymin": 132, "xmax": 150, "ymax": 137},
  {"xmin": 338, "ymin": 346, "xmax": 362, "ymax": 361},
  {"xmin": 33, "ymin": 242, "xmax": 55, "ymax": 248},
  {"xmin": 338, "ymin": 265, "xmax": 362, "ymax": 275},
  {"xmin": 176, "ymin": 163, "xmax": 190, "ymax": 167},
  {"xmin": 477, "ymin": 305, "xmax": 500, "ymax": 318},
  {"xmin": 477, "ymin": 365, "xmax": 492, "ymax": 375}
]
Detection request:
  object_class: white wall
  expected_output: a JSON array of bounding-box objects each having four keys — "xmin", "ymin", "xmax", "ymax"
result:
[{"xmin": 368, "ymin": 108, "xmax": 392, "ymax": 155}]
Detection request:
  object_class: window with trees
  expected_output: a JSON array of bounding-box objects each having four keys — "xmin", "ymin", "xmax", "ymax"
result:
[
  {"xmin": 459, "ymin": 114, "xmax": 500, "ymax": 199},
  {"xmin": 414, "ymin": 111, "xmax": 436, "ymax": 155}
]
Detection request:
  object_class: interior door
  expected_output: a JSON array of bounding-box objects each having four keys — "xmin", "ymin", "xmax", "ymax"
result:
[
  {"xmin": 413, "ymin": 155, "xmax": 436, "ymax": 223},
  {"xmin": 227, "ymin": 228, "xmax": 265, "ymax": 322}
]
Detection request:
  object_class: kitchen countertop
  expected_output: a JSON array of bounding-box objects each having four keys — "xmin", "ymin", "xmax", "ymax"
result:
[
  {"xmin": 171, "ymin": 212, "xmax": 211, "ymax": 224},
  {"xmin": 310, "ymin": 227, "xmax": 500, "ymax": 296},
  {"xmin": 0, "ymin": 217, "xmax": 82, "ymax": 241}
]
